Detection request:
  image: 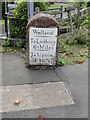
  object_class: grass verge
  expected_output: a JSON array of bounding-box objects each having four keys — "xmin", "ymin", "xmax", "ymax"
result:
[{"xmin": 58, "ymin": 29, "xmax": 88, "ymax": 66}]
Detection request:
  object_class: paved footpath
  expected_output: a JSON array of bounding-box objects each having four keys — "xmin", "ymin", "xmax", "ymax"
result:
[{"xmin": 1, "ymin": 53, "xmax": 88, "ymax": 118}]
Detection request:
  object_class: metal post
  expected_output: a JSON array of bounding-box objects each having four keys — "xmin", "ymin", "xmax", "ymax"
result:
[
  {"xmin": 5, "ymin": 14, "xmax": 8, "ymax": 37},
  {"xmin": 5, "ymin": 0, "xmax": 7, "ymax": 14},
  {"xmin": 8, "ymin": 5, "xmax": 11, "ymax": 36},
  {"xmin": 29, "ymin": 0, "xmax": 34, "ymax": 19},
  {"xmin": 61, "ymin": 5, "xmax": 63, "ymax": 18},
  {"xmin": 0, "ymin": 2, "xmax": 2, "ymax": 19},
  {"xmin": 68, "ymin": 11, "xmax": 73, "ymax": 33},
  {"xmin": 5, "ymin": 1, "xmax": 8, "ymax": 37}
]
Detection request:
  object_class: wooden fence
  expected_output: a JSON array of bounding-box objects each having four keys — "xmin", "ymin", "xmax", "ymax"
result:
[
  {"xmin": 0, "ymin": 5, "xmax": 89, "ymax": 41},
  {"xmin": 35, "ymin": 6, "xmax": 89, "ymax": 33},
  {"xmin": 35, "ymin": 5, "xmax": 75, "ymax": 33}
]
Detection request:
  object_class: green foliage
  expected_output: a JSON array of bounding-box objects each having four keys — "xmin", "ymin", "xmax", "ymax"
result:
[
  {"xmin": 81, "ymin": 2, "xmax": 87, "ymax": 8},
  {"xmin": 10, "ymin": 1, "xmax": 49, "ymax": 39},
  {"xmin": 2, "ymin": 40, "xmax": 10, "ymax": 47},
  {"xmin": 58, "ymin": 29, "xmax": 88, "ymax": 66},
  {"xmin": 13, "ymin": 2, "xmax": 27, "ymax": 20},
  {"xmin": 10, "ymin": 2, "xmax": 28, "ymax": 39},
  {"xmin": 58, "ymin": 30, "xmax": 88, "ymax": 66},
  {"xmin": 24, "ymin": 59, "xmax": 28, "ymax": 64},
  {"xmin": 58, "ymin": 58, "xmax": 64, "ymax": 66},
  {"xmin": 34, "ymin": 2, "xmax": 49, "ymax": 11},
  {"xmin": 61, "ymin": 29, "xmax": 88, "ymax": 45},
  {"xmin": 81, "ymin": 14, "xmax": 90, "ymax": 29},
  {"xmin": 82, "ymin": 19, "xmax": 88, "ymax": 28},
  {"xmin": 75, "ymin": 32, "xmax": 88, "ymax": 45},
  {"xmin": 87, "ymin": 1, "xmax": 90, "ymax": 7},
  {"xmin": 16, "ymin": 40, "xmax": 24, "ymax": 48},
  {"xmin": 70, "ymin": 2, "xmax": 88, "ymax": 29},
  {"xmin": 21, "ymin": 48, "xmax": 26, "ymax": 52},
  {"xmin": 59, "ymin": 42, "xmax": 67, "ymax": 53},
  {"xmin": 72, "ymin": 13, "xmax": 89, "ymax": 30},
  {"xmin": 69, "ymin": 2, "xmax": 87, "ymax": 9}
]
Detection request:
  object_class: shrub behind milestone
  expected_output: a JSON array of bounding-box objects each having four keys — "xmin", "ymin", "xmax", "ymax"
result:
[
  {"xmin": 64, "ymin": 29, "xmax": 88, "ymax": 45},
  {"xmin": 10, "ymin": 2, "xmax": 49, "ymax": 39}
]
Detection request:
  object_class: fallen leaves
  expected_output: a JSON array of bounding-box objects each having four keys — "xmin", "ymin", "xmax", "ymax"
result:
[
  {"xmin": 63, "ymin": 51, "xmax": 69, "ymax": 56},
  {"xmin": 84, "ymin": 50, "xmax": 87, "ymax": 52},
  {"xmin": 20, "ymin": 53, "xmax": 25, "ymax": 58},
  {"xmin": 78, "ymin": 59, "xmax": 82, "ymax": 64},
  {"xmin": 38, "ymin": 115, "xmax": 46, "ymax": 120},
  {"xmin": 13, "ymin": 99, "xmax": 20, "ymax": 105},
  {"xmin": 1, "ymin": 51, "xmax": 5, "ymax": 54}
]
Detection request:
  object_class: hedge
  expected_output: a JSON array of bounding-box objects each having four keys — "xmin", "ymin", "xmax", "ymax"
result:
[{"xmin": 10, "ymin": 2, "xmax": 49, "ymax": 39}]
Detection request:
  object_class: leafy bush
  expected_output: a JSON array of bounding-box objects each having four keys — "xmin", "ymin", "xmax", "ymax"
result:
[
  {"xmin": 61, "ymin": 29, "xmax": 88, "ymax": 45},
  {"xmin": 2, "ymin": 40, "xmax": 10, "ymax": 47},
  {"xmin": 10, "ymin": 2, "xmax": 28, "ymax": 39},
  {"xmin": 34, "ymin": 2, "xmax": 49, "ymax": 11},
  {"xmin": 16, "ymin": 40, "xmax": 24, "ymax": 48},
  {"xmin": 75, "ymin": 30, "xmax": 88, "ymax": 45},
  {"xmin": 81, "ymin": 14, "xmax": 90, "ymax": 29},
  {"xmin": 87, "ymin": 1, "xmax": 90, "ymax": 7},
  {"xmin": 58, "ymin": 58, "xmax": 64, "ymax": 66},
  {"xmin": 59, "ymin": 42, "xmax": 67, "ymax": 53},
  {"xmin": 10, "ymin": 1, "xmax": 49, "ymax": 39}
]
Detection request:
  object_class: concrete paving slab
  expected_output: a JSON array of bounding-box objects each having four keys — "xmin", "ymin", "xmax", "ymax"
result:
[{"xmin": 0, "ymin": 81, "xmax": 74, "ymax": 113}]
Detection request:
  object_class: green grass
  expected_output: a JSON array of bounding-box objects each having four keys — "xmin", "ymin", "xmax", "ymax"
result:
[
  {"xmin": 2, "ymin": 47, "xmax": 21, "ymax": 53},
  {"xmin": 58, "ymin": 44, "xmax": 88, "ymax": 66},
  {"xmin": 58, "ymin": 28, "xmax": 88, "ymax": 66}
]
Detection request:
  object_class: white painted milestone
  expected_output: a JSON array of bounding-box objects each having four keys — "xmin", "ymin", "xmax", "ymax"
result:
[{"xmin": 29, "ymin": 27, "xmax": 57, "ymax": 65}]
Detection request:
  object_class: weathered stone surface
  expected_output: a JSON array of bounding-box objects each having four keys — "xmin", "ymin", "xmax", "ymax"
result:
[
  {"xmin": 26, "ymin": 13, "xmax": 60, "ymax": 67},
  {"xmin": 27, "ymin": 14, "xmax": 60, "ymax": 28}
]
